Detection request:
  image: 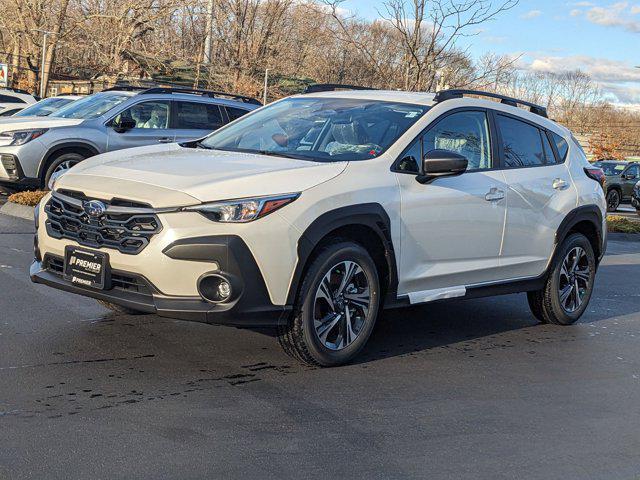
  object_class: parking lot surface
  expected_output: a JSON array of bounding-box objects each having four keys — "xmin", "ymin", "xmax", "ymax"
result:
[{"xmin": 1, "ymin": 212, "xmax": 640, "ymax": 480}]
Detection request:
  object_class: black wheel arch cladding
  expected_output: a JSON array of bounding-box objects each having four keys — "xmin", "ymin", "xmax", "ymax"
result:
[{"xmin": 286, "ymin": 203, "xmax": 398, "ymax": 305}]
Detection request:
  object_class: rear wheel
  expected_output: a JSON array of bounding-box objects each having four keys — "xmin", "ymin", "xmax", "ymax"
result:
[
  {"xmin": 43, "ymin": 152, "xmax": 85, "ymax": 189},
  {"xmin": 527, "ymin": 233, "xmax": 596, "ymax": 325},
  {"xmin": 278, "ymin": 240, "xmax": 380, "ymax": 367},
  {"xmin": 606, "ymin": 189, "xmax": 621, "ymax": 212},
  {"xmin": 96, "ymin": 299, "xmax": 145, "ymax": 316}
]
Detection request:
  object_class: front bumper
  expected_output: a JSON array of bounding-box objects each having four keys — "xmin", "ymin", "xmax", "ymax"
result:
[
  {"xmin": 0, "ymin": 140, "xmax": 46, "ymax": 184},
  {"xmin": 30, "ymin": 244, "xmax": 291, "ymax": 328}
]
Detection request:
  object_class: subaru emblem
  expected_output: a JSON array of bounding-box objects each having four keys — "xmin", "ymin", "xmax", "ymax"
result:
[{"xmin": 83, "ymin": 200, "xmax": 107, "ymax": 218}]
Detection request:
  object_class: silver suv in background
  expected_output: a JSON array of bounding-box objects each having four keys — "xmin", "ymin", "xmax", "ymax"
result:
[{"xmin": 0, "ymin": 86, "xmax": 261, "ymax": 189}]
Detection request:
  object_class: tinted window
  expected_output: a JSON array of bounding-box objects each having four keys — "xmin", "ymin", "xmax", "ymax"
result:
[
  {"xmin": 175, "ymin": 102, "xmax": 224, "ymax": 130},
  {"xmin": 600, "ymin": 163, "xmax": 626, "ymax": 175},
  {"xmin": 497, "ymin": 115, "xmax": 544, "ymax": 168},
  {"xmin": 226, "ymin": 106, "xmax": 250, "ymax": 121},
  {"xmin": 626, "ymin": 165, "xmax": 639, "ymax": 178},
  {"xmin": 422, "ymin": 111, "xmax": 492, "ymax": 170},
  {"xmin": 114, "ymin": 101, "xmax": 171, "ymax": 129},
  {"xmin": 0, "ymin": 94, "xmax": 25, "ymax": 103},
  {"xmin": 550, "ymin": 131, "xmax": 569, "ymax": 162},
  {"xmin": 200, "ymin": 97, "xmax": 428, "ymax": 162},
  {"xmin": 396, "ymin": 137, "xmax": 422, "ymax": 173}
]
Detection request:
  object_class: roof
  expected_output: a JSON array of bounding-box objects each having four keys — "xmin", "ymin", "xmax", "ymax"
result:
[{"xmin": 299, "ymin": 89, "xmax": 437, "ymax": 106}]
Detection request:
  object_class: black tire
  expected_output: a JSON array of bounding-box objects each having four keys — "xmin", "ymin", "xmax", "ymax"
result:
[
  {"xmin": 278, "ymin": 240, "xmax": 380, "ymax": 367},
  {"xmin": 43, "ymin": 152, "xmax": 86, "ymax": 189},
  {"xmin": 527, "ymin": 233, "xmax": 596, "ymax": 326},
  {"xmin": 96, "ymin": 299, "xmax": 145, "ymax": 315},
  {"xmin": 606, "ymin": 189, "xmax": 621, "ymax": 212}
]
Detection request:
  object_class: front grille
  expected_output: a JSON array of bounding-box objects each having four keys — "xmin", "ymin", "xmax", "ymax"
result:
[
  {"xmin": 44, "ymin": 255, "xmax": 153, "ymax": 295},
  {"xmin": 44, "ymin": 190, "xmax": 161, "ymax": 255}
]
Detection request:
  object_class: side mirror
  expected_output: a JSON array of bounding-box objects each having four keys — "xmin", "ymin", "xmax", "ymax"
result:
[
  {"xmin": 416, "ymin": 149, "xmax": 468, "ymax": 184},
  {"xmin": 112, "ymin": 118, "xmax": 136, "ymax": 133}
]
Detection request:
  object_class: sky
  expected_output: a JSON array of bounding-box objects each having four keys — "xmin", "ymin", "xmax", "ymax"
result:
[{"xmin": 336, "ymin": 0, "xmax": 640, "ymax": 106}]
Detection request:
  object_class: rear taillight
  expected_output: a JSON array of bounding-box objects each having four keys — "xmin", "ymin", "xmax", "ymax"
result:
[{"xmin": 584, "ymin": 167, "xmax": 606, "ymax": 190}]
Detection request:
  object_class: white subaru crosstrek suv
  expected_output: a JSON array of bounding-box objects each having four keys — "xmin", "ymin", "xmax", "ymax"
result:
[{"xmin": 31, "ymin": 86, "xmax": 607, "ymax": 367}]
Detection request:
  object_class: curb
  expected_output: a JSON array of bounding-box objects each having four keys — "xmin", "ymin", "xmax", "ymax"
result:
[
  {"xmin": 0, "ymin": 201, "xmax": 35, "ymax": 221},
  {"xmin": 608, "ymin": 232, "xmax": 640, "ymax": 242}
]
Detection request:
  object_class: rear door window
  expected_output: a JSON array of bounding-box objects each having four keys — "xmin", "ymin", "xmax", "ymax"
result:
[
  {"xmin": 225, "ymin": 106, "xmax": 250, "ymax": 121},
  {"xmin": 174, "ymin": 102, "xmax": 224, "ymax": 130},
  {"xmin": 0, "ymin": 94, "xmax": 25, "ymax": 103},
  {"xmin": 496, "ymin": 115, "xmax": 544, "ymax": 168}
]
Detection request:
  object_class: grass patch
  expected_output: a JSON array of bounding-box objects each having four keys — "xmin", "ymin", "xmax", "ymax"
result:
[
  {"xmin": 608, "ymin": 215, "xmax": 640, "ymax": 234},
  {"xmin": 8, "ymin": 190, "xmax": 48, "ymax": 207}
]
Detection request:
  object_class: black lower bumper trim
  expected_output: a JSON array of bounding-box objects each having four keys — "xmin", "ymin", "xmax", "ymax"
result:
[{"xmin": 30, "ymin": 261, "xmax": 290, "ymax": 328}]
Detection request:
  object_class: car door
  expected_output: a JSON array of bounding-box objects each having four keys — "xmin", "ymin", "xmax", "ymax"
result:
[
  {"xmin": 622, "ymin": 164, "xmax": 639, "ymax": 199},
  {"xmin": 171, "ymin": 101, "xmax": 226, "ymax": 143},
  {"xmin": 498, "ymin": 114, "xmax": 578, "ymax": 279},
  {"xmin": 394, "ymin": 109, "xmax": 508, "ymax": 301},
  {"xmin": 106, "ymin": 100, "xmax": 174, "ymax": 151}
]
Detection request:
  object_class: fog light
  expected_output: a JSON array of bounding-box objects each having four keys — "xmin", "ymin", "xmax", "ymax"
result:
[
  {"xmin": 217, "ymin": 280, "xmax": 231, "ymax": 301},
  {"xmin": 198, "ymin": 273, "xmax": 234, "ymax": 303}
]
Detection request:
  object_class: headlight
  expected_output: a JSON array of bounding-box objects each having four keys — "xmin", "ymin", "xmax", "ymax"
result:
[
  {"xmin": 184, "ymin": 193, "xmax": 300, "ymax": 223},
  {"xmin": 0, "ymin": 129, "xmax": 48, "ymax": 146}
]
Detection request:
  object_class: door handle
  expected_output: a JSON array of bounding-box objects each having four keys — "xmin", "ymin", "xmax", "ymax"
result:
[
  {"xmin": 552, "ymin": 178, "xmax": 569, "ymax": 190},
  {"xmin": 158, "ymin": 137, "xmax": 173, "ymax": 143},
  {"xmin": 485, "ymin": 187, "xmax": 505, "ymax": 202}
]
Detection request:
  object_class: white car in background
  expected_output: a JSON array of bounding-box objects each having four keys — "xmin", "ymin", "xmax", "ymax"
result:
[
  {"xmin": 1, "ymin": 95, "xmax": 84, "ymax": 119},
  {"xmin": 0, "ymin": 88, "xmax": 37, "ymax": 116}
]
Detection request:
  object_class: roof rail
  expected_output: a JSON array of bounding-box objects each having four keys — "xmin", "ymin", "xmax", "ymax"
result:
[
  {"xmin": 304, "ymin": 84, "xmax": 377, "ymax": 94},
  {"xmin": 433, "ymin": 89, "xmax": 548, "ymax": 118},
  {"xmin": 103, "ymin": 85, "xmax": 149, "ymax": 92},
  {"xmin": 139, "ymin": 87, "xmax": 262, "ymax": 105}
]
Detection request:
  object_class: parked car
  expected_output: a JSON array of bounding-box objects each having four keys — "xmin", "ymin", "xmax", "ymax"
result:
[
  {"xmin": 0, "ymin": 106, "xmax": 25, "ymax": 116},
  {"xmin": 593, "ymin": 160, "xmax": 640, "ymax": 211},
  {"xmin": 9, "ymin": 95, "xmax": 84, "ymax": 118},
  {"xmin": 31, "ymin": 86, "xmax": 607, "ymax": 367},
  {"xmin": 0, "ymin": 86, "xmax": 260, "ymax": 189},
  {"xmin": 0, "ymin": 88, "xmax": 37, "ymax": 115},
  {"xmin": 632, "ymin": 180, "xmax": 640, "ymax": 215}
]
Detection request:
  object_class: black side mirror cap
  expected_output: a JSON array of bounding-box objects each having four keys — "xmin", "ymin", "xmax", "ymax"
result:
[
  {"xmin": 112, "ymin": 118, "xmax": 136, "ymax": 133},
  {"xmin": 416, "ymin": 149, "xmax": 468, "ymax": 184}
]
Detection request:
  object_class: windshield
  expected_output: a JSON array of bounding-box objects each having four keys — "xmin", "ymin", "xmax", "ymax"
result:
[
  {"xmin": 51, "ymin": 93, "xmax": 130, "ymax": 119},
  {"xmin": 598, "ymin": 162, "xmax": 626, "ymax": 175},
  {"xmin": 15, "ymin": 97, "xmax": 76, "ymax": 117},
  {"xmin": 199, "ymin": 97, "xmax": 429, "ymax": 162}
]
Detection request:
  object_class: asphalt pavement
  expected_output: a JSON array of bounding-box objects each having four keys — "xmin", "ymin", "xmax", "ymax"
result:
[{"xmin": 1, "ymin": 212, "xmax": 640, "ymax": 480}]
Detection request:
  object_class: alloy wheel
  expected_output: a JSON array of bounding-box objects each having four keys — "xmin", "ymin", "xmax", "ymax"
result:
[
  {"xmin": 313, "ymin": 260, "xmax": 371, "ymax": 351},
  {"xmin": 52, "ymin": 159, "xmax": 79, "ymax": 175},
  {"xmin": 558, "ymin": 246, "xmax": 591, "ymax": 313},
  {"xmin": 607, "ymin": 190, "xmax": 620, "ymax": 211}
]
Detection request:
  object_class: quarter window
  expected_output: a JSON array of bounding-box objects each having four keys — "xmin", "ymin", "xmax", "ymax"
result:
[
  {"xmin": 175, "ymin": 102, "xmax": 224, "ymax": 130},
  {"xmin": 550, "ymin": 131, "xmax": 569, "ymax": 163},
  {"xmin": 422, "ymin": 111, "xmax": 492, "ymax": 170},
  {"xmin": 497, "ymin": 115, "xmax": 544, "ymax": 168}
]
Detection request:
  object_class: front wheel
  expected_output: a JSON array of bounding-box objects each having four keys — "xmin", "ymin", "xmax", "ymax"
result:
[
  {"xmin": 606, "ymin": 189, "xmax": 621, "ymax": 212},
  {"xmin": 43, "ymin": 152, "xmax": 85, "ymax": 189},
  {"xmin": 527, "ymin": 233, "xmax": 596, "ymax": 325},
  {"xmin": 278, "ymin": 240, "xmax": 380, "ymax": 367}
]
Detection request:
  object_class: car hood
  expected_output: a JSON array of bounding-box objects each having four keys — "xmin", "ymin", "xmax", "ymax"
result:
[
  {"xmin": 0, "ymin": 116, "xmax": 84, "ymax": 131},
  {"xmin": 55, "ymin": 143, "xmax": 348, "ymax": 207}
]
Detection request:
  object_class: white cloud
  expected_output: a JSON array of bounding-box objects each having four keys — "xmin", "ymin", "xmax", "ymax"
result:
[
  {"xmin": 521, "ymin": 9, "xmax": 542, "ymax": 19},
  {"xmin": 524, "ymin": 54, "xmax": 640, "ymax": 104},
  {"xmin": 573, "ymin": 2, "xmax": 640, "ymax": 32}
]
